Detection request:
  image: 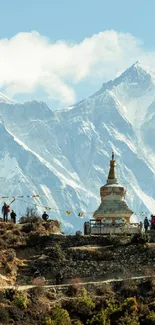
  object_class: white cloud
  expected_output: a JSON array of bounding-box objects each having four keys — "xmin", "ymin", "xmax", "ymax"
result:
[{"xmin": 0, "ymin": 30, "xmax": 155, "ymax": 105}]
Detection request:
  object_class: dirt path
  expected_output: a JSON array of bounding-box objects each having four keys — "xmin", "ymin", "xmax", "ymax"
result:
[{"xmin": 0, "ymin": 274, "xmax": 155, "ymax": 291}]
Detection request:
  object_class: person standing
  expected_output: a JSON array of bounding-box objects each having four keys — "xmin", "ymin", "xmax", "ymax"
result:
[
  {"xmin": 2, "ymin": 203, "xmax": 10, "ymax": 222},
  {"xmin": 10, "ymin": 210, "xmax": 16, "ymax": 224},
  {"xmin": 144, "ymin": 216, "xmax": 149, "ymax": 233},
  {"xmin": 151, "ymin": 215, "xmax": 155, "ymax": 230},
  {"xmin": 42, "ymin": 211, "xmax": 49, "ymax": 221}
]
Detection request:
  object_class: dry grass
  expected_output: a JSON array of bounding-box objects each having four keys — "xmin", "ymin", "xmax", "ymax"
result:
[
  {"xmin": 70, "ymin": 245, "xmax": 112, "ymax": 252},
  {"xmin": 0, "ymin": 218, "xmax": 61, "ymax": 250}
]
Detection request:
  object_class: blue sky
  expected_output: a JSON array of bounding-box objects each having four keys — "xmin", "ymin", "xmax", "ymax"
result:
[
  {"xmin": 1, "ymin": 0, "xmax": 155, "ymax": 108},
  {"xmin": 0, "ymin": 0, "xmax": 154, "ymax": 46}
]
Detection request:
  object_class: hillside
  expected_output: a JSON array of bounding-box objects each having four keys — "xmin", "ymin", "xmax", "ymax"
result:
[
  {"xmin": 1, "ymin": 62, "xmax": 155, "ymax": 230},
  {"xmin": 0, "ymin": 220, "xmax": 155, "ymax": 324}
]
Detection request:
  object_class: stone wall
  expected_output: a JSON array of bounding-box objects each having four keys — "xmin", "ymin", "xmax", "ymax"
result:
[
  {"xmin": 25, "ymin": 233, "xmax": 121, "ymax": 248},
  {"xmin": 30, "ymin": 240, "xmax": 155, "ymax": 282},
  {"xmin": 16, "ymin": 233, "xmax": 155, "ymax": 284}
]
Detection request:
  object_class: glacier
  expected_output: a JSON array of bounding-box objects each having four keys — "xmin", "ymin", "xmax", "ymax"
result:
[{"xmin": 0, "ymin": 61, "xmax": 155, "ymax": 232}]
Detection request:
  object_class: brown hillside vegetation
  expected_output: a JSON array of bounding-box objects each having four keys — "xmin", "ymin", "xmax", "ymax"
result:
[
  {"xmin": 0, "ymin": 218, "xmax": 155, "ymax": 324},
  {"xmin": 0, "ymin": 278, "xmax": 155, "ymax": 324},
  {"xmin": 0, "ymin": 216, "xmax": 61, "ymax": 286}
]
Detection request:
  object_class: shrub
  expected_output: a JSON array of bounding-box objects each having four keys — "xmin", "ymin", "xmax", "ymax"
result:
[
  {"xmin": 105, "ymin": 298, "xmax": 123, "ymax": 323},
  {"xmin": 50, "ymin": 244, "xmax": 66, "ymax": 263},
  {"xmin": 5, "ymin": 262, "xmax": 12, "ymax": 274},
  {"xmin": 145, "ymin": 311, "xmax": 155, "ymax": 324},
  {"xmin": 75, "ymin": 288, "xmax": 95, "ymax": 316},
  {"xmin": 96, "ymin": 284, "xmax": 114, "ymax": 297},
  {"xmin": 19, "ymin": 207, "xmax": 42, "ymax": 224},
  {"xmin": 7, "ymin": 250, "xmax": 16, "ymax": 261},
  {"xmin": 13, "ymin": 291, "xmax": 28, "ymax": 309},
  {"xmin": 0, "ymin": 306, "xmax": 9, "ymax": 323},
  {"xmin": 43, "ymin": 316, "xmax": 54, "ymax": 325},
  {"xmin": 117, "ymin": 315, "xmax": 140, "ymax": 325},
  {"xmin": 122, "ymin": 297, "xmax": 138, "ymax": 314},
  {"xmin": 50, "ymin": 306, "xmax": 71, "ymax": 325},
  {"xmin": 139, "ymin": 302, "xmax": 149, "ymax": 314},
  {"xmin": 5, "ymin": 289, "xmax": 15, "ymax": 301},
  {"xmin": 88, "ymin": 309, "xmax": 110, "ymax": 325}
]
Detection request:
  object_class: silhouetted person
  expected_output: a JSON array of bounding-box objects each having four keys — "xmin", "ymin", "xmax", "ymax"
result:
[
  {"xmin": 144, "ymin": 216, "xmax": 149, "ymax": 233},
  {"xmin": 2, "ymin": 202, "xmax": 10, "ymax": 222},
  {"xmin": 42, "ymin": 211, "xmax": 49, "ymax": 221},
  {"xmin": 10, "ymin": 210, "xmax": 16, "ymax": 224}
]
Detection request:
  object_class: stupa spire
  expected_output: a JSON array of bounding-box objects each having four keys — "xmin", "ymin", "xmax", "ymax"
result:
[
  {"xmin": 107, "ymin": 151, "xmax": 118, "ymax": 184},
  {"xmin": 93, "ymin": 150, "xmax": 133, "ymax": 224}
]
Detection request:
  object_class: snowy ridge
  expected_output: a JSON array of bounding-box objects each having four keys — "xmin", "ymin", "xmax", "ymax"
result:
[
  {"xmin": 0, "ymin": 92, "xmax": 15, "ymax": 104},
  {"xmin": 0, "ymin": 62, "xmax": 155, "ymax": 231}
]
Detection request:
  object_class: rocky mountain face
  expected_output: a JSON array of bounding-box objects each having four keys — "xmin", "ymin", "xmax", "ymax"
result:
[{"xmin": 0, "ymin": 62, "xmax": 155, "ymax": 231}]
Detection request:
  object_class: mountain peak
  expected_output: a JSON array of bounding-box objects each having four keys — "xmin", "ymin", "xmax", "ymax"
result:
[
  {"xmin": 110, "ymin": 61, "xmax": 155, "ymax": 91},
  {"xmin": 123, "ymin": 61, "xmax": 155, "ymax": 85},
  {"xmin": 132, "ymin": 61, "xmax": 143, "ymax": 69},
  {"xmin": 93, "ymin": 61, "xmax": 154, "ymax": 99},
  {"xmin": 129, "ymin": 61, "xmax": 152, "ymax": 74}
]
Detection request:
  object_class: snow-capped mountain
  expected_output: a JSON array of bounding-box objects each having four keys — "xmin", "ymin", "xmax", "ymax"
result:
[{"xmin": 0, "ymin": 61, "xmax": 155, "ymax": 231}]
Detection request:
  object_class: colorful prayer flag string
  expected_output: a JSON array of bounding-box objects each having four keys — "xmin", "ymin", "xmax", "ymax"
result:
[{"xmin": 0, "ymin": 193, "xmax": 152, "ymax": 219}]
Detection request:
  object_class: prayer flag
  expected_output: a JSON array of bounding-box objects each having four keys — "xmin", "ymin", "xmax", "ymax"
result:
[{"xmin": 66, "ymin": 211, "xmax": 71, "ymax": 215}]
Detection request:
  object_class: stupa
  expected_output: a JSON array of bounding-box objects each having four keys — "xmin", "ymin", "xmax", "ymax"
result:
[{"xmin": 93, "ymin": 152, "xmax": 133, "ymax": 224}]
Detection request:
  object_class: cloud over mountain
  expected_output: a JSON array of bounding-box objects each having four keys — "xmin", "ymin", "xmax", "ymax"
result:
[{"xmin": 0, "ymin": 30, "xmax": 155, "ymax": 105}]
